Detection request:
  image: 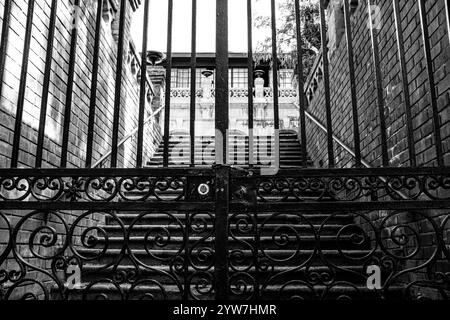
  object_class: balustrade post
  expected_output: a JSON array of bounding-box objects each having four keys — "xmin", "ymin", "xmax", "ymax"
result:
[
  {"xmin": 254, "ymin": 74, "xmax": 265, "ymax": 99},
  {"xmin": 201, "ymin": 70, "xmax": 214, "ymax": 100}
]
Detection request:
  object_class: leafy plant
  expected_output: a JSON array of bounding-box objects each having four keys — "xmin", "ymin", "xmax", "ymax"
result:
[{"xmin": 254, "ymin": 0, "xmax": 321, "ymax": 80}]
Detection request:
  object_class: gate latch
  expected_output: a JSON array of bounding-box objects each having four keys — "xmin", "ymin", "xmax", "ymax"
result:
[{"xmin": 198, "ymin": 183, "xmax": 210, "ymax": 196}]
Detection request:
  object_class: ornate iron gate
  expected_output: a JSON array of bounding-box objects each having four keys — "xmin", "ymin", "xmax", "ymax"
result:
[{"xmin": 0, "ymin": 0, "xmax": 449, "ymax": 300}]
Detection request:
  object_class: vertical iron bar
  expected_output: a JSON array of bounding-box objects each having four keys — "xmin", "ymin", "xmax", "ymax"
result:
[
  {"xmin": 183, "ymin": 210, "xmax": 190, "ymax": 300},
  {"xmin": 446, "ymin": 0, "xmax": 450, "ymax": 44},
  {"xmin": 11, "ymin": 0, "xmax": 35, "ymax": 168},
  {"xmin": 343, "ymin": 0, "xmax": 362, "ymax": 167},
  {"xmin": 163, "ymin": 0, "xmax": 174, "ymax": 167},
  {"xmin": 367, "ymin": 0, "xmax": 389, "ymax": 167},
  {"xmin": 216, "ymin": 0, "xmax": 229, "ymax": 165},
  {"xmin": 86, "ymin": 0, "xmax": 104, "ymax": 168},
  {"xmin": 190, "ymin": 0, "xmax": 197, "ymax": 167},
  {"xmin": 110, "ymin": 0, "xmax": 127, "ymax": 168},
  {"xmin": 136, "ymin": 0, "xmax": 150, "ymax": 168},
  {"xmin": 247, "ymin": 0, "xmax": 254, "ymax": 166},
  {"xmin": 249, "ymin": 178, "xmax": 259, "ymax": 299},
  {"xmin": 418, "ymin": 0, "xmax": 444, "ymax": 167},
  {"xmin": 61, "ymin": 0, "xmax": 80, "ymax": 167},
  {"xmin": 271, "ymin": 0, "xmax": 280, "ymax": 170},
  {"xmin": 294, "ymin": 0, "xmax": 308, "ymax": 168},
  {"xmin": 0, "ymin": 0, "xmax": 12, "ymax": 102},
  {"xmin": 393, "ymin": 0, "xmax": 416, "ymax": 167},
  {"xmin": 319, "ymin": 0, "xmax": 335, "ymax": 168},
  {"xmin": 270, "ymin": 0, "xmax": 280, "ymax": 130},
  {"xmin": 35, "ymin": 0, "xmax": 58, "ymax": 168},
  {"xmin": 214, "ymin": 165, "xmax": 229, "ymax": 300}
]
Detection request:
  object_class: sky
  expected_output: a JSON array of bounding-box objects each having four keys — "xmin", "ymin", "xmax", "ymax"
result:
[{"xmin": 130, "ymin": 0, "xmax": 275, "ymax": 53}]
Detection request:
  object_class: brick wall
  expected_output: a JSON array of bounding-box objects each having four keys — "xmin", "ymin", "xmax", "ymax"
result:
[
  {"xmin": 0, "ymin": 0, "xmax": 162, "ymax": 169},
  {"xmin": 0, "ymin": 0, "xmax": 163, "ymax": 298},
  {"xmin": 305, "ymin": 0, "xmax": 450, "ymax": 298},
  {"xmin": 306, "ymin": 0, "xmax": 450, "ymax": 169}
]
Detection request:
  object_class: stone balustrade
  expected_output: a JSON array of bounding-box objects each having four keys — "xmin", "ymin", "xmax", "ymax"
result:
[{"xmin": 169, "ymin": 87, "xmax": 299, "ymax": 103}]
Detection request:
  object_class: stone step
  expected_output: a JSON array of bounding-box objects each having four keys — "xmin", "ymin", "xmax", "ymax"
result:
[
  {"xmin": 156, "ymin": 148, "xmax": 306, "ymax": 153},
  {"xmin": 79, "ymin": 265, "xmax": 368, "ymax": 285},
  {"xmin": 75, "ymin": 248, "xmax": 373, "ymax": 267},
  {"xmin": 107, "ymin": 213, "xmax": 354, "ymax": 226},
  {"xmin": 167, "ymin": 135, "xmax": 299, "ymax": 139},
  {"xmin": 152, "ymin": 150, "xmax": 308, "ymax": 160},
  {"xmin": 92, "ymin": 234, "xmax": 368, "ymax": 251},
  {"xmin": 160, "ymin": 141, "xmax": 302, "ymax": 147},
  {"xmin": 62, "ymin": 282, "xmax": 404, "ymax": 300},
  {"xmin": 147, "ymin": 160, "xmax": 314, "ymax": 168},
  {"xmin": 99, "ymin": 223, "xmax": 352, "ymax": 238}
]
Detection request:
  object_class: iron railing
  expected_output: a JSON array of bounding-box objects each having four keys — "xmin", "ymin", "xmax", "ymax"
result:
[
  {"xmin": 0, "ymin": 0, "xmax": 449, "ymax": 301},
  {"xmin": 0, "ymin": 167, "xmax": 449, "ymax": 300}
]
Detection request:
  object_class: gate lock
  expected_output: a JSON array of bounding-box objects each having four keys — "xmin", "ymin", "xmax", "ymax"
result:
[{"xmin": 198, "ymin": 183, "xmax": 210, "ymax": 196}]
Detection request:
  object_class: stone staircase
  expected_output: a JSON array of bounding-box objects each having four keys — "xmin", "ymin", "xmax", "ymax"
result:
[
  {"xmin": 147, "ymin": 130, "xmax": 314, "ymax": 167},
  {"xmin": 65, "ymin": 211, "xmax": 403, "ymax": 300},
  {"xmin": 62, "ymin": 131, "xmax": 404, "ymax": 300}
]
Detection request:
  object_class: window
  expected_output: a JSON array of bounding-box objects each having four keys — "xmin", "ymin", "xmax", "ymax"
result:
[
  {"xmin": 279, "ymin": 69, "xmax": 294, "ymax": 88},
  {"xmin": 171, "ymin": 68, "xmax": 210, "ymax": 88},
  {"xmin": 171, "ymin": 69, "xmax": 191, "ymax": 88},
  {"xmin": 229, "ymin": 68, "xmax": 248, "ymax": 88},
  {"xmin": 196, "ymin": 68, "xmax": 206, "ymax": 88}
]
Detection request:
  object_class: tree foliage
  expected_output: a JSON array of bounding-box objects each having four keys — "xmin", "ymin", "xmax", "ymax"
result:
[{"xmin": 254, "ymin": 0, "xmax": 321, "ymax": 80}]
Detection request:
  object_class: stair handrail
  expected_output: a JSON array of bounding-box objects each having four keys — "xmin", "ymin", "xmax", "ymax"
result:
[
  {"xmin": 92, "ymin": 105, "xmax": 165, "ymax": 169},
  {"xmin": 293, "ymin": 103, "xmax": 372, "ymax": 168},
  {"xmin": 293, "ymin": 103, "xmax": 409, "ymax": 200}
]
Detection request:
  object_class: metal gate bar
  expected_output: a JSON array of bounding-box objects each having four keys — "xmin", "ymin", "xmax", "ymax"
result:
[
  {"xmin": 163, "ymin": 0, "xmax": 174, "ymax": 168},
  {"xmin": 367, "ymin": 0, "xmax": 389, "ymax": 167},
  {"xmin": 35, "ymin": 0, "xmax": 58, "ymax": 168},
  {"xmin": 86, "ymin": 0, "xmax": 105, "ymax": 168},
  {"xmin": 343, "ymin": 0, "xmax": 362, "ymax": 167},
  {"xmin": 10, "ymin": 0, "xmax": 35, "ymax": 168},
  {"xmin": 136, "ymin": 0, "xmax": 150, "ymax": 168},
  {"xmin": 0, "ymin": 0, "xmax": 12, "ymax": 115},
  {"xmin": 319, "ymin": 0, "xmax": 335, "ymax": 168},
  {"xmin": 418, "ymin": 0, "xmax": 444, "ymax": 167},
  {"xmin": 294, "ymin": 0, "xmax": 308, "ymax": 168},
  {"xmin": 247, "ymin": 0, "xmax": 255, "ymax": 166},
  {"xmin": 214, "ymin": 165, "xmax": 230, "ymax": 300},
  {"xmin": 393, "ymin": 0, "xmax": 416, "ymax": 167},
  {"xmin": 270, "ymin": 0, "xmax": 280, "ymax": 133},
  {"xmin": 60, "ymin": 0, "xmax": 80, "ymax": 168},
  {"xmin": 446, "ymin": 0, "xmax": 450, "ymax": 43},
  {"xmin": 215, "ymin": 0, "xmax": 229, "ymax": 165},
  {"xmin": 190, "ymin": 0, "xmax": 197, "ymax": 167},
  {"xmin": 111, "ymin": 0, "xmax": 128, "ymax": 168}
]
